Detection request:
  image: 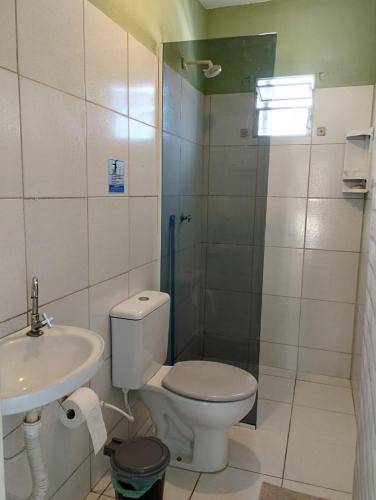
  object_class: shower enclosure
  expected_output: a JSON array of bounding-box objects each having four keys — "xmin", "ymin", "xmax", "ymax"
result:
[{"xmin": 161, "ymin": 34, "xmax": 276, "ymax": 425}]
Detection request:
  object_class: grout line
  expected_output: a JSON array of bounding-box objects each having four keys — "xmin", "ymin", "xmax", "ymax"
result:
[
  {"xmin": 281, "ymin": 376, "xmax": 297, "ymax": 479},
  {"xmin": 188, "ymin": 472, "xmax": 202, "ymax": 500}
]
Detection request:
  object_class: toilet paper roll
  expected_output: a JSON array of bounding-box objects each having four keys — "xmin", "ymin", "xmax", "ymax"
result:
[{"xmin": 59, "ymin": 387, "xmax": 107, "ymax": 455}]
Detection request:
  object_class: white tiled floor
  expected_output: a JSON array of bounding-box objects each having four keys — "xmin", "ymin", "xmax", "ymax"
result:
[{"xmin": 86, "ymin": 376, "xmax": 355, "ymax": 500}]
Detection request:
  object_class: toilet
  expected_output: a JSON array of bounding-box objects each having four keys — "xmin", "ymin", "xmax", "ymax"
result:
[{"xmin": 111, "ymin": 290, "xmax": 258, "ymax": 473}]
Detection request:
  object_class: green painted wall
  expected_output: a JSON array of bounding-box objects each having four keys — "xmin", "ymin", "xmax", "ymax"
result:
[
  {"xmin": 207, "ymin": 0, "xmax": 376, "ymax": 87},
  {"xmin": 88, "ymin": 0, "xmax": 207, "ymax": 53}
]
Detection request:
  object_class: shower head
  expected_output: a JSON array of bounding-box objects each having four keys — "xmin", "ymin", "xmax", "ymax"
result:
[{"xmin": 182, "ymin": 58, "xmax": 222, "ymax": 79}]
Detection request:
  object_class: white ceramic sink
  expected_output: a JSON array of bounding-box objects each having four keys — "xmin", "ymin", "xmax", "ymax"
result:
[{"xmin": 0, "ymin": 325, "xmax": 104, "ymax": 415}]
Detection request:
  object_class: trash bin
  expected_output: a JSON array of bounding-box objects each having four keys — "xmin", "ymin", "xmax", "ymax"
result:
[{"xmin": 104, "ymin": 436, "xmax": 171, "ymax": 500}]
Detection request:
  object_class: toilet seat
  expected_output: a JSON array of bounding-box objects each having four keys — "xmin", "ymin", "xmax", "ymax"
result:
[{"xmin": 161, "ymin": 360, "xmax": 257, "ymax": 402}]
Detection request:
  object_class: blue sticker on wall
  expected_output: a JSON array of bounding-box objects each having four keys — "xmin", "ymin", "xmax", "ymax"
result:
[{"xmin": 108, "ymin": 159, "xmax": 125, "ymax": 193}]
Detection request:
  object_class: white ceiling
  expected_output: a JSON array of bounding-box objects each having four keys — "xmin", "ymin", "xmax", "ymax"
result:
[{"xmin": 199, "ymin": 0, "xmax": 271, "ymax": 9}]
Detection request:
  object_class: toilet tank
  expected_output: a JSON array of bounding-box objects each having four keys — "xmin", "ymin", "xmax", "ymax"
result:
[{"xmin": 110, "ymin": 291, "xmax": 170, "ymax": 390}]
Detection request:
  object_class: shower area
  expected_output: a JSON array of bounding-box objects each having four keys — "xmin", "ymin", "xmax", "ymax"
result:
[{"xmin": 161, "ymin": 35, "xmax": 277, "ymax": 425}]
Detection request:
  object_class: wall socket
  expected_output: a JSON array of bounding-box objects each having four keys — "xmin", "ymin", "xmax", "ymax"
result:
[
  {"xmin": 317, "ymin": 127, "xmax": 326, "ymax": 136},
  {"xmin": 240, "ymin": 128, "xmax": 249, "ymax": 138}
]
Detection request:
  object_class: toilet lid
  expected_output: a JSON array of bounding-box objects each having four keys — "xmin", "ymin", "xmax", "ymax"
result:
[{"xmin": 162, "ymin": 361, "xmax": 257, "ymax": 402}]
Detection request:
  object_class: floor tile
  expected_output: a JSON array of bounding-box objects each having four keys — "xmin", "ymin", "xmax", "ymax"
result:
[
  {"xmin": 284, "ymin": 434, "xmax": 355, "ymax": 493},
  {"xmin": 92, "ymin": 472, "xmax": 111, "ymax": 494},
  {"xmin": 259, "ymin": 365, "xmax": 296, "ymax": 379},
  {"xmin": 164, "ymin": 466, "xmax": 200, "ymax": 500},
  {"xmin": 258, "ymin": 374, "xmax": 295, "ymax": 403},
  {"xmin": 257, "ymin": 399, "xmax": 292, "ymax": 435},
  {"xmin": 229, "ymin": 425, "xmax": 287, "ymax": 477},
  {"xmin": 297, "ymin": 372, "xmax": 351, "ymax": 388},
  {"xmin": 85, "ymin": 494, "xmax": 99, "ymax": 500},
  {"xmin": 101, "ymin": 482, "xmax": 115, "ymax": 498},
  {"xmin": 283, "ymin": 480, "xmax": 352, "ymax": 500},
  {"xmin": 191, "ymin": 467, "xmax": 281, "ymax": 499},
  {"xmin": 294, "ymin": 381, "xmax": 354, "ymax": 414},
  {"xmin": 290, "ymin": 405, "xmax": 356, "ymax": 447}
]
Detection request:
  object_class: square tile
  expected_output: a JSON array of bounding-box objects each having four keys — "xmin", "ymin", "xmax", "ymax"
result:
[
  {"xmin": 52, "ymin": 458, "xmax": 91, "ymax": 500},
  {"xmin": 129, "ymin": 197, "xmax": 158, "ymax": 268},
  {"xmin": 257, "ymin": 374, "xmax": 295, "ymax": 403},
  {"xmin": 0, "ymin": 68, "xmax": 22, "ymax": 197},
  {"xmin": 128, "ymin": 35, "xmax": 158, "ymax": 127},
  {"xmin": 306, "ymin": 199, "xmax": 363, "ymax": 252},
  {"xmin": 0, "ymin": 0, "xmax": 17, "ymax": 71},
  {"xmin": 162, "ymin": 132, "xmax": 181, "ymax": 196},
  {"xmin": 290, "ymin": 405, "xmax": 356, "ymax": 448},
  {"xmin": 312, "ymin": 86, "xmax": 374, "ymax": 144},
  {"xmin": 209, "ymin": 93, "xmax": 257, "ymax": 146},
  {"xmin": 85, "ymin": 0, "xmax": 128, "ymax": 114},
  {"xmin": 294, "ymin": 381, "xmax": 354, "ymax": 414},
  {"xmin": 300, "ymin": 299, "xmax": 355, "ymax": 353},
  {"xmin": 302, "ymin": 250, "xmax": 359, "ymax": 303},
  {"xmin": 261, "ymin": 295, "xmax": 300, "ymax": 346},
  {"xmin": 207, "ymin": 196, "xmax": 255, "ymax": 244},
  {"xmin": 89, "ymin": 274, "xmax": 129, "ymax": 359},
  {"xmin": 0, "ymin": 200, "xmax": 27, "ymax": 322},
  {"xmin": 17, "ymin": 0, "xmax": 84, "ymax": 96},
  {"xmin": 265, "ymin": 197, "xmax": 306, "ymax": 248},
  {"xmin": 21, "ymin": 78, "xmax": 86, "ymax": 197},
  {"xmin": 162, "ymin": 63, "xmax": 182, "ymax": 136},
  {"xmin": 229, "ymin": 425, "xmax": 287, "ymax": 477},
  {"xmin": 129, "ymin": 261, "xmax": 159, "ymax": 296},
  {"xmin": 209, "ymin": 146, "xmax": 258, "ymax": 196},
  {"xmin": 309, "ymin": 144, "xmax": 351, "ymax": 198},
  {"xmin": 260, "ymin": 342, "xmax": 298, "ymax": 372},
  {"xmin": 87, "ymin": 102, "xmax": 128, "ymax": 197},
  {"xmin": 259, "ymin": 145, "xmax": 310, "ymax": 197},
  {"xmin": 284, "ymin": 433, "xmax": 355, "ymax": 493},
  {"xmin": 164, "ymin": 467, "xmax": 199, "ymax": 500},
  {"xmin": 25, "ymin": 198, "xmax": 88, "ymax": 305},
  {"xmin": 181, "ymin": 79, "xmax": 204, "ymax": 144},
  {"xmin": 206, "ymin": 244, "xmax": 253, "ymax": 292},
  {"xmin": 0, "ymin": 314, "xmax": 27, "ymax": 343},
  {"xmin": 282, "ymin": 481, "xmax": 352, "ymax": 500},
  {"xmin": 180, "ymin": 140, "xmax": 203, "ymax": 195},
  {"xmin": 129, "ymin": 119, "xmax": 158, "ymax": 196},
  {"xmin": 298, "ymin": 348, "xmax": 351, "ymax": 379},
  {"xmin": 297, "ymin": 372, "xmax": 350, "ymax": 388},
  {"xmin": 40, "ymin": 289, "xmax": 89, "ymax": 329},
  {"xmin": 88, "ymin": 198, "xmax": 129, "ymax": 285},
  {"xmin": 192, "ymin": 467, "xmax": 281, "ymax": 500},
  {"xmin": 263, "ymin": 247, "xmax": 303, "ymax": 297},
  {"xmin": 256, "ymin": 399, "xmax": 291, "ymax": 435}
]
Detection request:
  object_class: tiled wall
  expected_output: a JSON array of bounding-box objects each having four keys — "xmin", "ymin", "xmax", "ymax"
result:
[
  {"xmin": 203, "ymin": 86, "xmax": 374, "ymax": 380},
  {"xmin": 352, "ymin": 89, "xmax": 376, "ymax": 500},
  {"xmin": 1, "ymin": 1, "xmax": 159, "ymax": 498},
  {"xmin": 161, "ymin": 63, "xmax": 206, "ymax": 362}
]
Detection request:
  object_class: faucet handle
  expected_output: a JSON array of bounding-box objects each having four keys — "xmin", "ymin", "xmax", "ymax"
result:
[{"xmin": 41, "ymin": 313, "xmax": 54, "ymax": 329}]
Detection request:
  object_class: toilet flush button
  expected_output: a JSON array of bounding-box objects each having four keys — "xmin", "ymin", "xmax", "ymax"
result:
[{"xmin": 138, "ymin": 296, "xmax": 150, "ymax": 301}]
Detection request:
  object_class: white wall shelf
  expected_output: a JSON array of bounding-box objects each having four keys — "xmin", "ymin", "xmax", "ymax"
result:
[{"xmin": 342, "ymin": 127, "xmax": 374, "ymax": 193}]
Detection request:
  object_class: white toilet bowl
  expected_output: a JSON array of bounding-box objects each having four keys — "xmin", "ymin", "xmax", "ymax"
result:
[{"xmin": 139, "ymin": 362, "xmax": 257, "ymax": 472}]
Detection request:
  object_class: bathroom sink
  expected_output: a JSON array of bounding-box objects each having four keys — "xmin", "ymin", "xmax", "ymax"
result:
[{"xmin": 0, "ymin": 325, "xmax": 104, "ymax": 415}]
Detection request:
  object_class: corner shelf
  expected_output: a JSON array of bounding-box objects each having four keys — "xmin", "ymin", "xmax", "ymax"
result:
[{"xmin": 342, "ymin": 127, "xmax": 374, "ymax": 194}]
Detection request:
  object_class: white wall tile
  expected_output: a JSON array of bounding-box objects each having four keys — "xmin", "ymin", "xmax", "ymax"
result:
[
  {"xmin": 260, "ymin": 342, "xmax": 298, "ymax": 372},
  {"xmin": 258, "ymin": 374, "xmax": 295, "ymax": 403},
  {"xmin": 265, "ymin": 197, "xmax": 306, "ymax": 248},
  {"xmin": 261, "ymin": 295, "xmax": 300, "ymax": 346},
  {"xmin": 25, "ymin": 199, "xmax": 88, "ymax": 305},
  {"xmin": 162, "ymin": 63, "xmax": 181, "ymax": 135},
  {"xmin": 129, "ymin": 119, "xmax": 158, "ymax": 196},
  {"xmin": 0, "ymin": 68, "xmax": 22, "ymax": 197},
  {"xmin": 129, "ymin": 261, "xmax": 159, "ymax": 296},
  {"xmin": 89, "ymin": 273, "xmax": 129, "ymax": 359},
  {"xmin": 263, "ymin": 247, "xmax": 303, "ymax": 297},
  {"xmin": 51, "ymin": 458, "xmax": 90, "ymax": 500},
  {"xmin": 21, "ymin": 78, "xmax": 86, "ymax": 198},
  {"xmin": 17, "ymin": 0, "xmax": 84, "ymax": 97},
  {"xmin": 84, "ymin": 0, "xmax": 128, "ymax": 114},
  {"xmin": 309, "ymin": 144, "xmax": 349, "ymax": 198},
  {"xmin": 40, "ymin": 289, "xmax": 89, "ymax": 329},
  {"xmin": 260, "ymin": 145, "xmax": 310, "ymax": 197},
  {"xmin": 299, "ymin": 347, "xmax": 351, "ymax": 379},
  {"xmin": 209, "ymin": 146, "xmax": 258, "ymax": 196},
  {"xmin": 312, "ymin": 86, "xmax": 374, "ymax": 144},
  {"xmin": 0, "ymin": 314, "xmax": 27, "ymax": 342},
  {"xmin": 207, "ymin": 196, "xmax": 254, "ymax": 244},
  {"xmin": 128, "ymin": 35, "xmax": 157, "ymax": 127},
  {"xmin": 87, "ymin": 102, "xmax": 128, "ymax": 197},
  {"xmin": 210, "ymin": 93, "xmax": 257, "ymax": 146},
  {"xmin": 129, "ymin": 197, "xmax": 158, "ymax": 268},
  {"xmin": 0, "ymin": 0, "xmax": 16, "ymax": 71},
  {"xmin": 0, "ymin": 200, "xmax": 26, "ymax": 322},
  {"xmin": 302, "ymin": 250, "xmax": 359, "ymax": 303},
  {"xmin": 88, "ymin": 198, "xmax": 129, "ymax": 285},
  {"xmin": 300, "ymin": 299, "xmax": 354, "ymax": 353},
  {"xmin": 306, "ymin": 198, "xmax": 363, "ymax": 251}
]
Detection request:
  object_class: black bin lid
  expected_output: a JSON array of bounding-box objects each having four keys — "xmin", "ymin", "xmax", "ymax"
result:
[{"xmin": 107, "ymin": 437, "xmax": 170, "ymax": 477}]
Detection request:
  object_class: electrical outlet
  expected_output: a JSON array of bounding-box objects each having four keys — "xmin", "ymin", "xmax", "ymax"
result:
[
  {"xmin": 317, "ymin": 127, "xmax": 326, "ymax": 136},
  {"xmin": 240, "ymin": 128, "xmax": 249, "ymax": 138}
]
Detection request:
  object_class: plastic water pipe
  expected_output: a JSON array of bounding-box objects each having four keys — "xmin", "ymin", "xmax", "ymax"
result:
[{"xmin": 23, "ymin": 411, "xmax": 48, "ymax": 500}]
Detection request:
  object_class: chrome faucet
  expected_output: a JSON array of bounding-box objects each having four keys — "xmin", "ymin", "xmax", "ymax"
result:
[{"xmin": 27, "ymin": 277, "xmax": 54, "ymax": 337}]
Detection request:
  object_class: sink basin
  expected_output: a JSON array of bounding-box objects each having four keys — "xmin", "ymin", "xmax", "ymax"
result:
[{"xmin": 0, "ymin": 325, "xmax": 104, "ymax": 415}]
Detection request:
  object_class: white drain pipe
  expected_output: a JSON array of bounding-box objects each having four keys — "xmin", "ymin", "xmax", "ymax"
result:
[{"xmin": 23, "ymin": 411, "xmax": 48, "ymax": 500}]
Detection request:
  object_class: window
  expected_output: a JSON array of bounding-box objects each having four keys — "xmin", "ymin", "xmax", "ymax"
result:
[{"xmin": 256, "ymin": 75, "xmax": 315, "ymax": 137}]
